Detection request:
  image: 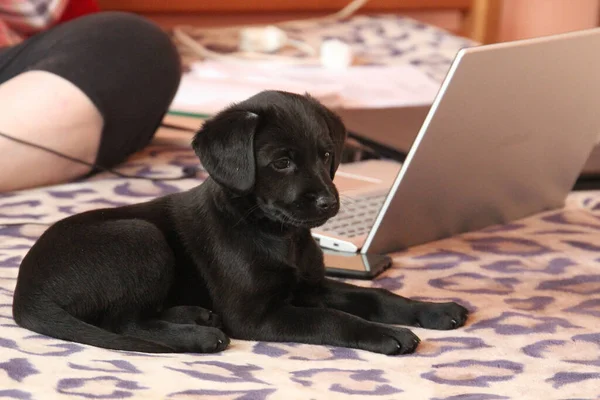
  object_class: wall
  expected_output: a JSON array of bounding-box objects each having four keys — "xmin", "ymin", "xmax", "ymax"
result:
[{"xmin": 498, "ymin": 0, "xmax": 599, "ymax": 42}]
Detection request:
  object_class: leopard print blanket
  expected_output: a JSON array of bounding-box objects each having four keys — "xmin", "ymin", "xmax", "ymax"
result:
[{"xmin": 1, "ymin": 14, "xmax": 599, "ymax": 400}]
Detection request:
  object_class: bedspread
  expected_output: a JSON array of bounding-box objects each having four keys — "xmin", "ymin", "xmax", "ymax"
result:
[{"xmin": 1, "ymin": 14, "xmax": 599, "ymax": 400}]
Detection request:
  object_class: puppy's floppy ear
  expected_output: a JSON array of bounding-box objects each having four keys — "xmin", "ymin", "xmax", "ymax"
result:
[
  {"xmin": 192, "ymin": 109, "xmax": 259, "ymax": 193},
  {"xmin": 315, "ymin": 105, "xmax": 348, "ymax": 178},
  {"xmin": 303, "ymin": 93, "xmax": 347, "ymax": 178},
  {"xmin": 324, "ymin": 111, "xmax": 347, "ymax": 178}
]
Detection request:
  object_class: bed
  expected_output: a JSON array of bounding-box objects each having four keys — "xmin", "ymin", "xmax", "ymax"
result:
[{"xmin": 1, "ymin": 15, "xmax": 599, "ymax": 400}]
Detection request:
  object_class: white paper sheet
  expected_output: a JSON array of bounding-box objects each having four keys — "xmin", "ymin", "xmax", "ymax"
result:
[{"xmin": 169, "ymin": 61, "xmax": 441, "ymax": 115}]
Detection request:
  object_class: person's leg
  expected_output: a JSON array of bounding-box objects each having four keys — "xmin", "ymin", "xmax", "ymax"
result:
[
  {"xmin": 0, "ymin": 71, "xmax": 103, "ymax": 191},
  {"xmin": 0, "ymin": 12, "xmax": 181, "ymax": 192}
]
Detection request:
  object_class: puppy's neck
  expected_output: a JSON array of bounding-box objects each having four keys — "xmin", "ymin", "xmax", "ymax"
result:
[{"xmin": 205, "ymin": 178, "xmax": 302, "ymax": 238}]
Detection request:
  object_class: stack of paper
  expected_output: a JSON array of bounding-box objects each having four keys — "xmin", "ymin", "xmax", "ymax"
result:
[{"xmin": 169, "ymin": 61, "xmax": 441, "ymax": 116}]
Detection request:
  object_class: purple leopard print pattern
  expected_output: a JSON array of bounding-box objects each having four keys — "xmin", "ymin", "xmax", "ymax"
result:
[{"xmin": 2, "ymin": 15, "xmax": 599, "ymax": 400}]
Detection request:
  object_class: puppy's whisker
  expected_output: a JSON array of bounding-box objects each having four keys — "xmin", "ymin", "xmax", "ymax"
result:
[
  {"xmin": 282, "ymin": 213, "xmax": 291, "ymax": 230},
  {"xmin": 233, "ymin": 204, "xmax": 261, "ymax": 227}
]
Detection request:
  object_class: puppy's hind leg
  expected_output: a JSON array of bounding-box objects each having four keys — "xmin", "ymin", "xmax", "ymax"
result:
[
  {"xmin": 159, "ymin": 305, "xmax": 223, "ymax": 328},
  {"xmin": 14, "ymin": 218, "xmax": 227, "ymax": 354},
  {"xmin": 121, "ymin": 318, "xmax": 229, "ymax": 353},
  {"xmin": 13, "ymin": 295, "xmax": 175, "ymax": 353}
]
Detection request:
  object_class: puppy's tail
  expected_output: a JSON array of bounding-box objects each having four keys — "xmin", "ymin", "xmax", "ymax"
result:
[{"xmin": 13, "ymin": 296, "xmax": 174, "ymax": 353}]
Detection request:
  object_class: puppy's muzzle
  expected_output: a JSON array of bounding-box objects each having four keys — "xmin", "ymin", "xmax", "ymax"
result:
[
  {"xmin": 300, "ymin": 192, "xmax": 339, "ymax": 219},
  {"xmin": 311, "ymin": 194, "xmax": 337, "ymax": 212}
]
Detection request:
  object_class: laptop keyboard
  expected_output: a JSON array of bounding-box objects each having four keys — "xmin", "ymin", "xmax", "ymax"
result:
[{"xmin": 319, "ymin": 193, "xmax": 387, "ymax": 238}]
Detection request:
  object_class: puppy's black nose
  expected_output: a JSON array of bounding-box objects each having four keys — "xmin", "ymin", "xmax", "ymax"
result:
[{"xmin": 315, "ymin": 195, "xmax": 337, "ymax": 211}]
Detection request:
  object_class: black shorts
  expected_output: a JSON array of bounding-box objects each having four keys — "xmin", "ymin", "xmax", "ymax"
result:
[{"xmin": 0, "ymin": 12, "xmax": 181, "ymax": 168}]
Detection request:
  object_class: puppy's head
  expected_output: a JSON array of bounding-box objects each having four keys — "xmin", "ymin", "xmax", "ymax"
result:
[{"xmin": 192, "ymin": 90, "xmax": 347, "ymax": 228}]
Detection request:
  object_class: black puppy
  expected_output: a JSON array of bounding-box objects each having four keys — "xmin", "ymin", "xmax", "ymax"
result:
[{"xmin": 12, "ymin": 91, "xmax": 468, "ymax": 355}]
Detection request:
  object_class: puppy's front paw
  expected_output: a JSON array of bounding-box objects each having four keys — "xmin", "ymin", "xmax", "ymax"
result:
[
  {"xmin": 357, "ymin": 326, "xmax": 420, "ymax": 355},
  {"xmin": 416, "ymin": 302, "xmax": 469, "ymax": 330}
]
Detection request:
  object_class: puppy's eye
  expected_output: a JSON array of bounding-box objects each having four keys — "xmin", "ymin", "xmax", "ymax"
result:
[{"xmin": 272, "ymin": 158, "xmax": 292, "ymax": 171}]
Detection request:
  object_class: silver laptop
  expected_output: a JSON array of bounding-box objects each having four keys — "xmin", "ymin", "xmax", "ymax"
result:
[{"xmin": 312, "ymin": 27, "xmax": 600, "ymax": 255}]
